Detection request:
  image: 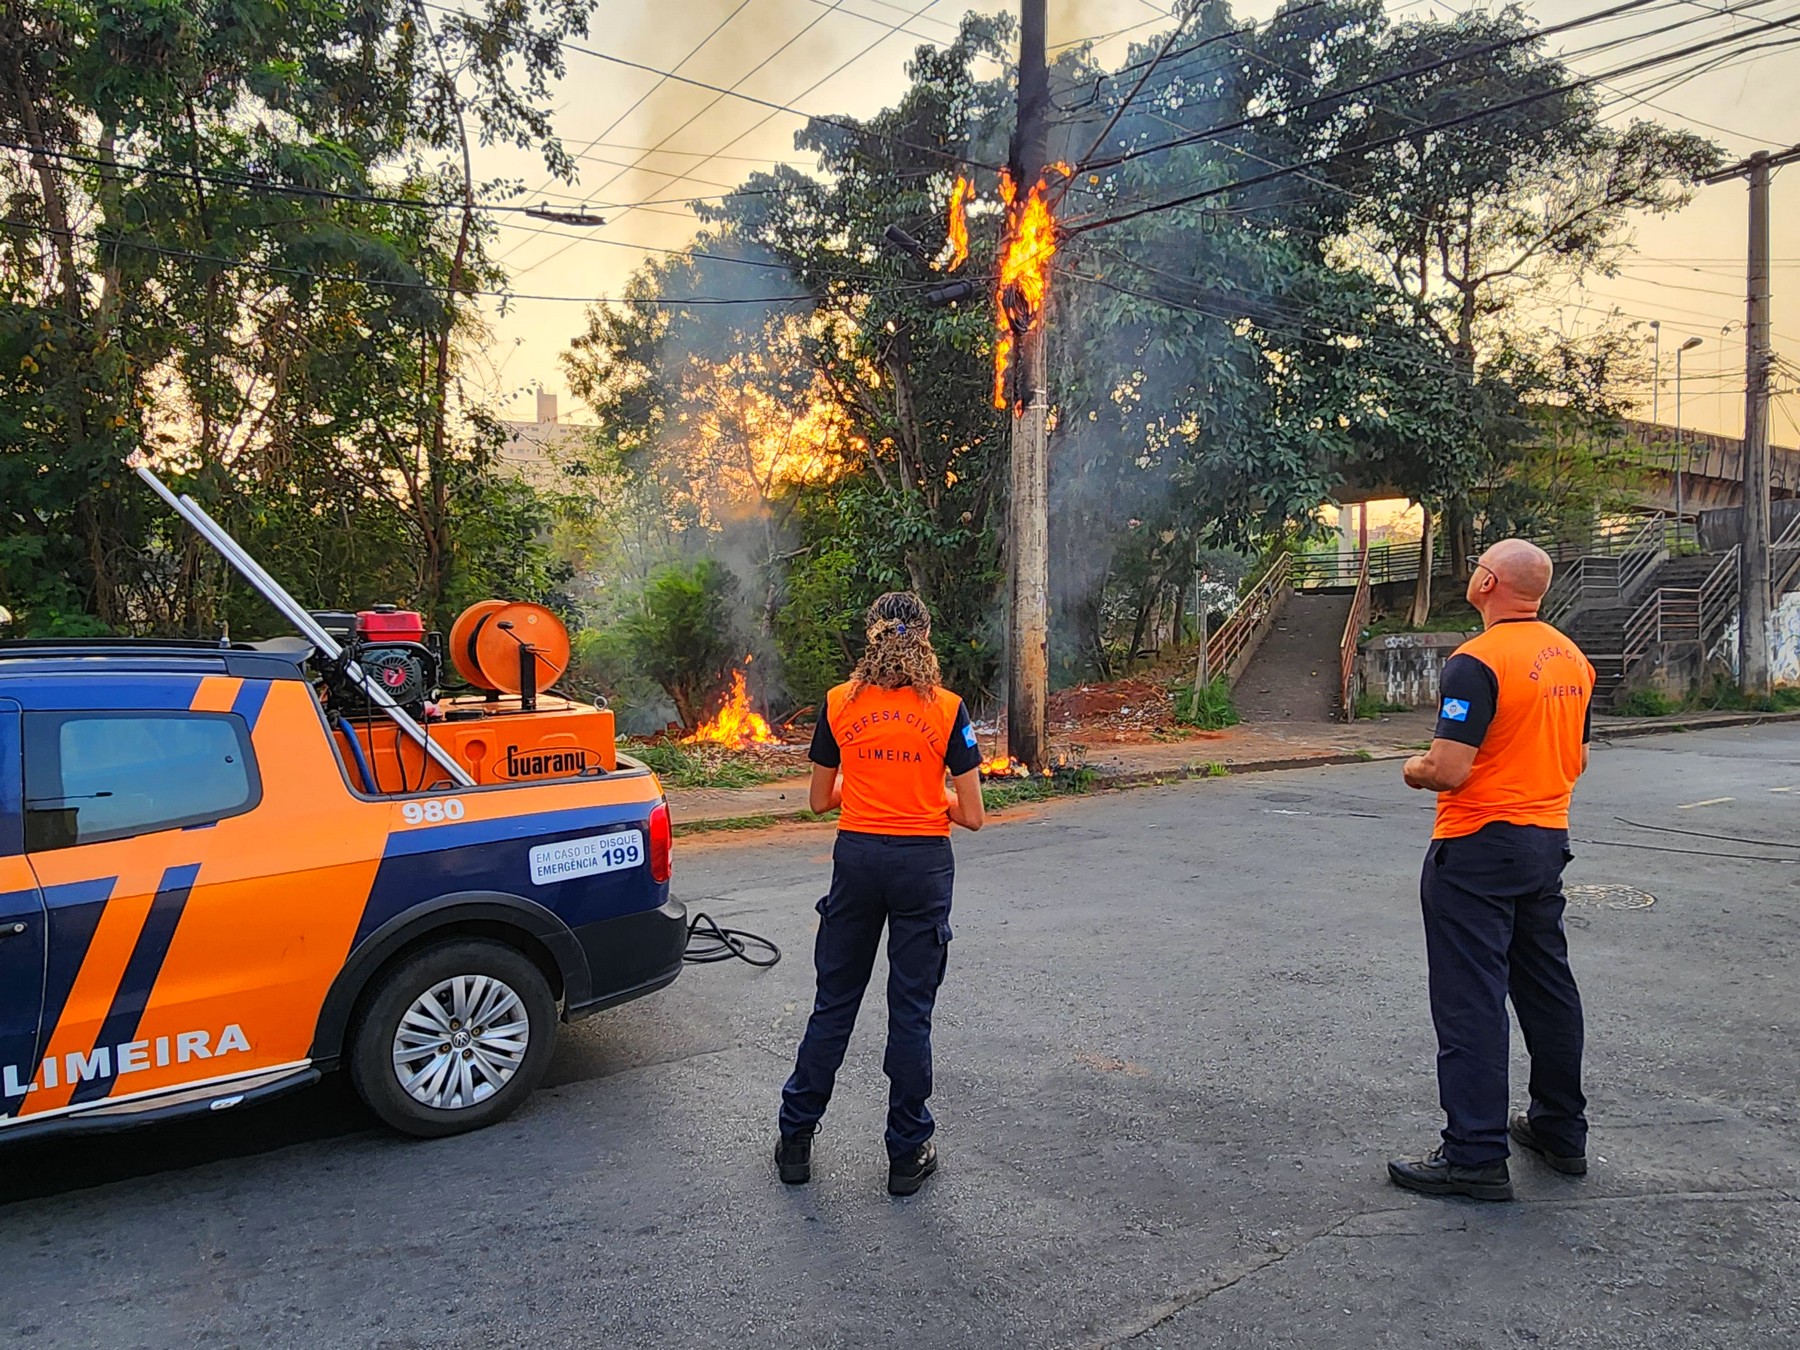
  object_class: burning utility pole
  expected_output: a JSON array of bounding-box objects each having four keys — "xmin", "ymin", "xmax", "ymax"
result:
[{"xmin": 1005, "ymin": 0, "xmax": 1052, "ymax": 769}]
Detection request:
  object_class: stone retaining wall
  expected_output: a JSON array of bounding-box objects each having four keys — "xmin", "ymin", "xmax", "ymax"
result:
[{"xmin": 1356, "ymin": 631, "xmax": 1474, "ymax": 708}]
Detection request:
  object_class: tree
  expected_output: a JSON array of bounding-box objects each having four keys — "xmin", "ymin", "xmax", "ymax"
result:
[
  {"xmin": 1244, "ymin": 0, "xmax": 1720, "ymax": 614},
  {"xmin": 1, "ymin": 0, "xmax": 593, "ymax": 634},
  {"xmin": 621, "ymin": 559, "xmax": 745, "ymax": 731}
]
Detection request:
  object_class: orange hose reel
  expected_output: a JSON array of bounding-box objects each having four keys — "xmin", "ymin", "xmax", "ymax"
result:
[{"xmin": 448, "ymin": 600, "xmax": 572, "ymax": 696}]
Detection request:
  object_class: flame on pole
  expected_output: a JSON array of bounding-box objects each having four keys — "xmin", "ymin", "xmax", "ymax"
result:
[{"xmin": 991, "ymin": 170, "xmax": 1061, "ymax": 412}]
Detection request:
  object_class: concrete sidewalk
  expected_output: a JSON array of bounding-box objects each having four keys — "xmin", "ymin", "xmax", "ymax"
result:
[{"xmin": 663, "ymin": 706, "xmax": 1800, "ymax": 830}]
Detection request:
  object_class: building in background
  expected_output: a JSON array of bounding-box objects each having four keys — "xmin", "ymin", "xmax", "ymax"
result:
[{"xmin": 496, "ymin": 390, "xmax": 592, "ymax": 490}]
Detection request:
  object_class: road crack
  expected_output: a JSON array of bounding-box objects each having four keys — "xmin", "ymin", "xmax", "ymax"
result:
[{"xmin": 1091, "ymin": 1187, "xmax": 1799, "ymax": 1347}]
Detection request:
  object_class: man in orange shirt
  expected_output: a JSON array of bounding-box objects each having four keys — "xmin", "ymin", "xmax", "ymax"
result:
[
  {"xmin": 776, "ymin": 593, "xmax": 985, "ymax": 1196},
  {"xmin": 1388, "ymin": 539, "xmax": 1595, "ymax": 1201}
]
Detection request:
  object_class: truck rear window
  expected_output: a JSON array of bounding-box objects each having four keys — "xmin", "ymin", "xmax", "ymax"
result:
[{"xmin": 23, "ymin": 711, "xmax": 261, "ymax": 851}]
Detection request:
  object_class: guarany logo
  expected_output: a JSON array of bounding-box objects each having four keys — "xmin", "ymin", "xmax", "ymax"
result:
[{"xmin": 496, "ymin": 744, "xmax": 603, "ymax": 781}]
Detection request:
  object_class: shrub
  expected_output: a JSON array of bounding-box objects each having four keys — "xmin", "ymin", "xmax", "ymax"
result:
[
  {"xmin": 1354, "ymin": 692, "xmax": 1412, "ymax": 719},
  {"xmin": 620, "ymin": 559, "xmax": 745, "ymax": 730},
  {"xmin": 1173, "ymin": 677, "xmax": 1241, "ymax": 730},
  {"xmin": 1614, "ymin": 688, "xmax": 1676, "ymax": 718}
]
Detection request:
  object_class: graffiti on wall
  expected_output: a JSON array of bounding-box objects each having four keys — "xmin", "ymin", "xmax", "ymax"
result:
[
  {"xmin": 1710, "ymin": 593, "xmax": 1800, "ymax": 685},
  {"xmin": 1774, "ymin": 592, "xmax": 1800, "ymax": 685}
]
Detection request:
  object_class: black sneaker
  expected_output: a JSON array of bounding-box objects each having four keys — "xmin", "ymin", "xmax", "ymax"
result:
[
  {"xmin": 1510, "ymin": 1113, "xmax": 1588, "ymax": 1176},
  {"xmin": 776, "ymin": 1129, "xmax": 814, "ymax": 1185},
  {"xmin": 1387, "ymin": 1147, "xmax": 1513, "ymax": 1201},
  {"xmin": 888, "ymin": 1141, "xmax": 938, "ymax": 1196}
]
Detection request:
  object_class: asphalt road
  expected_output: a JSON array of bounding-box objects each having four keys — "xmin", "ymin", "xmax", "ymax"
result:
[{"xmin": 3, "ymin": 726, "xmax": 1798, "ymax": 1349}]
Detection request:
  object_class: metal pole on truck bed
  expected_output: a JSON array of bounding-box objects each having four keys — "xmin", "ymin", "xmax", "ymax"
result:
[{"xmin": 135, "ymin": 465, "xmax": 477, "ymax": 789}]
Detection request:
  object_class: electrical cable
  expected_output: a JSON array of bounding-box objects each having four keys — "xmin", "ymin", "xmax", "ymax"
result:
[
  {"xmin": 519, "ymin": 0, "xmax": 954, "ymax": 277},
  {"xmin": 5, "ymin": 220, "xmax": 965, "ymax": 305},
  {"xmin": 683, "ymin": 911, "xmax": 782, "ymax": 967},
  {"xmin": 1075, "ymin": 0, "xmax": 1670, "ymax": 175},
  {"xmin": 1613, "ymin": 815, "xmax": 1800, "ymax": 847},
  {"xmin": 428, "ymin": 5, "xmax": 1002, "ymax": 175},
  {"xmin": 491, "ymin": 0, "xmax": 867, "ymax": 266},
  {"xmin": 1571, "ymin": 835, "xmax": 1800, "ymax": 861},
  {"xmin": 1065, "ymin": 10, "xmax": 1800, "ymax": 236}
]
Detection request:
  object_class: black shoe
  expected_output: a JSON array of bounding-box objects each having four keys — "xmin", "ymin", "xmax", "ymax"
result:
[
  {"xmin": 776, "ymin": 1129, "xmax": 814, "ymax": 1185},
  {"xmin": 888, "ymin": 1141, "xmax": 938, "ymax": 1196},
  {"xmin": 1387, "ymin": 1147, "xmax": 1514, "ymax": 1201},
  {"xmin": 1510, "ymin": 1114, "xmax": 1588, "ymax": 1176}
]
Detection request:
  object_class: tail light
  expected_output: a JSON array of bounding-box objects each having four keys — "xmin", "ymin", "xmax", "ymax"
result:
[{"xmin": 648, "ymin": 800, "xmax": 672, "ymax": 883}]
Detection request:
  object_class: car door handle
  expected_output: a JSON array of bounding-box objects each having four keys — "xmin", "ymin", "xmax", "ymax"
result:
[{"xmin": 0, "ymin": 923, "xmax": 26, "ymax": 938}]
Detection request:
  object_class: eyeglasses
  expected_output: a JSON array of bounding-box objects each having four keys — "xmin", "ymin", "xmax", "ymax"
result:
[{"xmin": 1466, "ymin": 556, "xmax": 1492, "ymax": 580}]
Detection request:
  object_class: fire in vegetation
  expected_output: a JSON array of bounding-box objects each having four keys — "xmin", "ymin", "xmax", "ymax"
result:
[
  {"xmin": 943, "ymin": 175, "xmax": 973, "ymax": 271},
  {"xmin": 979, "ymin": 754, "xmax": 1051, "ymax": 780},
  {"xmin": 684, "ymin": 658, "xmax": 780, "ymax": 749},
  {"xmin": 991, "ymin": 168, "xmax": 1063, "ymax": 412}
]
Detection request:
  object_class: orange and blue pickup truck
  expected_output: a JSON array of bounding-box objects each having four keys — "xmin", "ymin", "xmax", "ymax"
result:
[{"xmin": 0, "ymin": 625, "xmax": 684, "ymax": 1144}]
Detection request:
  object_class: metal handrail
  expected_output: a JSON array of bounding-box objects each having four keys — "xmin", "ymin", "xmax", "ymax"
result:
[
  {"xmin": 1209, "ymin": 552, "xmax": 1292, "ymax": 679},
  {"xmin": 1774, "ymin": 512, "xmax": 1800, "ymax": 595},
  {"xmin": 1543, "ymin": 513, "xmax": 1674, "ymax": 629},
  {"xmin": 1292, "ymin": 540, "xmax": 1450, "ymax": 590},
  {"xmin": 1338, "ymin": 546, "xmax": 1372, "ymax": 722},
  {"xmin": 1622, "ymin": 545, "xmax": 1740, "ymax": 678}
]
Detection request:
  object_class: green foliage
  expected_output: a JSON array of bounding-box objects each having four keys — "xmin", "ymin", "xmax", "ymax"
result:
[
  {"xmin": 620, "ymin": 559, "xmax": 746, "ymax": 730},
  {"xmin": 1173, "ymin": 678, "xmax": 1241, "ymax": 730},
  {"xmin": 981, "ymin": 764, "xmax": 1098, "ymax": 811},
  {"xmin": 0, "ymin": 0, "xmax": 586, "ymax": 636},
  {"xmin": 1355, "ymin": 692, "xmax": 1413, "ymax": 719},
  {"xmin": 1684, "ymin": 679, "xmax": 1800, "ymax": 714},
  {"xmin": 619, "ymin": 741, "xmax": 787, "ymax": 790},
  {"xmin": 773, "ymin": 542, "xmax": 861, "ymax": 711},
  {"xmin": 1201, "ymin": 761, "xmax": 1230, "ymax": 778},
  {"xmin": 1615, "ymin": 688, "xmax": 1677, "ymax": 718}
]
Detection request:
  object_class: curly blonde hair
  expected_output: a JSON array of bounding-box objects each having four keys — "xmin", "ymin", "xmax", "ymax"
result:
[{"xmin": 847, "ymin": 592, "xmax": 941, "ymax": 701}]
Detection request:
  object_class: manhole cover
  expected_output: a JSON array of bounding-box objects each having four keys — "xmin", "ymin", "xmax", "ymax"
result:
[{"xmin": 1566, "ymin": 883, "xmax": 1656, "ymax": 911}]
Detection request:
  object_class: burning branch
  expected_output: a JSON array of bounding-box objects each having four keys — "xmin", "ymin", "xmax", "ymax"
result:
[{"xmin": 943, "ymin": 175, "xmax": 972, "ymax": 272}]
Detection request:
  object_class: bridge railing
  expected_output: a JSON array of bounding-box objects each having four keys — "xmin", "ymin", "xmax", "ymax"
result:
[
  {"xmin": 1338, "ymin": 547, "xmax": 1372, "ymax": 722},
  {"xmin": 1210, "ymin": 553, "xmax": 1292, "ymax": 685}
]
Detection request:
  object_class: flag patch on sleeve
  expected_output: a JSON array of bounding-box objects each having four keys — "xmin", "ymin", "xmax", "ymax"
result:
[
  {"xmin": 962, "ymin": 724, "xmax": 979, "ymax": 748},
  {"xmin": 1440, "ymin": 698, "xmax": 1470, "ymax": 722}
]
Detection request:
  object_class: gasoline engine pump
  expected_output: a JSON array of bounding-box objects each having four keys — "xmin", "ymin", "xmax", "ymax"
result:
[{"xmin": 312, "ymin": 606, "xmax": 442, "ymax": 722}]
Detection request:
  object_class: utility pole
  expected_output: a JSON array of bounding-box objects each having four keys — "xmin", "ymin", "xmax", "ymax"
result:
[
  {"xmin": 1007, "ymin": 0, "xmax": 1051, "ymax": 768},
  {"xmin": 1705, "ymin": 145, "xmax": 1799, "ymax": 696}
]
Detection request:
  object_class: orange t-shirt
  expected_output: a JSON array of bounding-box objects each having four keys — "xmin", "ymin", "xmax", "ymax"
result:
[
  {"xmin": 1432, "ymin": 619, "xmax": 1596, "ymax": 840},
  {"xmin": 810, "ymin": 682, "xmax": 984, "ymax": 837}
]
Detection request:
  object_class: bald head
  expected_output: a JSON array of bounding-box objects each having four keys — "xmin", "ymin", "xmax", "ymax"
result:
[{"xmin": 1469, "ymin": 538, "xmax": 1555, "ymax": 623}]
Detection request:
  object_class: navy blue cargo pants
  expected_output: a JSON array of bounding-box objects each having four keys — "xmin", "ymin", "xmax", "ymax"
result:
[
  {"xmin": 1421, "ymin": 822, "xmax": 1588, "ymax": 1167},
  {"xmin": 780, "ymin": 831, "xmax": 955, "ymax": 1159}
]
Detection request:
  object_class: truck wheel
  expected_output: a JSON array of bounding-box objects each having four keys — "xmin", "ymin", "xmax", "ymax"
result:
[{"xmin": 349, "ymin": 939, "xmax": 557, "ymax": 1138}]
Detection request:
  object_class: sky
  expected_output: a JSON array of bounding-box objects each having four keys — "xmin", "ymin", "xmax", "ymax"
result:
[{"xmin": 464, "ymin": 0, "xmax": 1800, "ymax": 444}]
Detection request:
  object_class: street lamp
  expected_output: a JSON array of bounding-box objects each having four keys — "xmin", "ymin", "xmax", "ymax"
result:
[
  {"xmin": 1649, "ymin": 320, "xmax": 1661, "ymax": 426},
  {"xmin": 1675, "ymin": 335, "xmax": 1703, "ymax": 520}
]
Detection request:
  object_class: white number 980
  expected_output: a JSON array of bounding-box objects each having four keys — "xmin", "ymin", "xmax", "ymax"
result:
[{"xmin": 401, "ymin": 798, "xmax": 465, "ymax": 825}]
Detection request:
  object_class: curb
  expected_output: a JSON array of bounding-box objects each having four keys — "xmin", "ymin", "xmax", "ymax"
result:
[
  {"xmin": 1593, "ymin": 708, "xmax": 1800, "ymax": 740},
  {"xmin": 668, "ymin": 713, "xmax": 1794, "ymax": 835},
  {"xmin": 670, "ymin": 748, "xmax": 1411, "ymax": 835}
]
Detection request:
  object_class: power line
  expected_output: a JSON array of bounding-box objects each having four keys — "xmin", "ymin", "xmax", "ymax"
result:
[
  {"xmin": 513, "ymin": 0, "xmax": 957, "ymax": 277},
  {"xmin": 1077, "ymin": 0, "xmax": 1666, "ymax": 174},
  {"xmin": 1065, "ymin": 10, "xmax": 1800, "ymax": 236},
  {"xmin": 445, "ymin": 8, "xmax": 1002, "ymax": 177},
  {"xmin": 11, "ymin": 222, "xmax": 836, "ymax": 306},
  {"xmin": 503, "ymin": 0, "xmax": 863, "ymax": 261}
]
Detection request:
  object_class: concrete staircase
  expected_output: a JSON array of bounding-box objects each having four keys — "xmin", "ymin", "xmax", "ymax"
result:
[
  {"xmin": 1233, "ymin": 592, "xmax": 1356, "ymax": 722},
  {"xmin": 1565, "ymin": 552, "xmax": 1736, "ymax": 706}
]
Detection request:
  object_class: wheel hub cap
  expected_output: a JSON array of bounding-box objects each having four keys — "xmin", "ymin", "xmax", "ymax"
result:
[{"xmin": 392, "ymin": 974, "xmax": 530, "ymax": 1110}]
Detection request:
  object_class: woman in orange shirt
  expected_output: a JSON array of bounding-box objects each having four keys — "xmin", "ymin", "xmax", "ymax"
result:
[{"xmin": 776, "ymin": 592, "xmax": 985, "ymax": 1196}]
